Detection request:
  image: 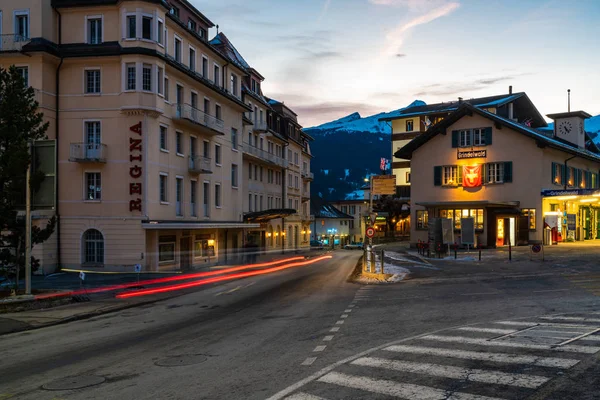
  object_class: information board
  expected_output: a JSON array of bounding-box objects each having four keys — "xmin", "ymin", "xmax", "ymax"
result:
[
  {"xmin": 441, "ymin": 218, "xmax": 454, "ymax": 244},
  {"xmin": 461, "ymin": 218, "xmax": 475, "ymax": 245}
]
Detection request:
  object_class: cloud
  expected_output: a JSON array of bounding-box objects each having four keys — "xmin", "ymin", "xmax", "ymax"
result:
[
  {"xmin": 412, "ymin": 73, "xmax": 534, "ymax": 97},
  {"xmin": 318, "ymin": 0, "xmax": 333, "ymax": 22}
]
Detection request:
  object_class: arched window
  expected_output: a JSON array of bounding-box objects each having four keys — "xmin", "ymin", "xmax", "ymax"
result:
[{"xmin": 83, "ymin": 229, "xmax": 104, "ymax": 264}]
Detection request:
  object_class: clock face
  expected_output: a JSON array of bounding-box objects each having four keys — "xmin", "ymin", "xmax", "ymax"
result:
[{"xmin": 558, "ymin": 120, "xmax": 573, "ymax": 136}]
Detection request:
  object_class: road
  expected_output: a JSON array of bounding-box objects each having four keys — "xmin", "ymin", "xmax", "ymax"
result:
[{"xmin": 1, "ymin": 249, "xmax": 600, "ymax": 399}]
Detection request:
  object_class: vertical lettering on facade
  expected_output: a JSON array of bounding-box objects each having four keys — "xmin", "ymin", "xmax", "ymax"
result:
[{"xmin": 129, "ymin": 122, "xmax": 143, "ymax": 212}]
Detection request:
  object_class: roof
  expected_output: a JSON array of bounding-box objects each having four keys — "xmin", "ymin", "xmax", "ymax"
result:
[
  {"xmin": 547, "ymin": 111, "xmax": 593, "ymax": 120},
  {"xmin": 209, "ymin": 32, "xmax": 250, "ymax": 73},
  {"xmin": 396, "ymin": 103, "xmax": 600, "ymax": 163},
  {"xmin": 313, "ymin": 204, "xmax": 353, "ymax": 219},
  {"xmin": 243, "ymin": 209, "xmax": 296, "ymax": 222},
  {"xmin": 177, "ymin": 0, "xmax": 216, "ymax": 28},
  {"xmin": 379, "ymin": 92, "xmax": 542, "ymax": 123}
]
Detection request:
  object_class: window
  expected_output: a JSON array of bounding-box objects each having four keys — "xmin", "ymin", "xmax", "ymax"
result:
[
  {"xmin": 406, "ymin": 172, "xmax": 411, "ymax": 183},
  {"xmin": 170, "ymin": 6, "xmax": 179, "ymax": 18},
  {"xmin": 160, "ymin": 126, "xmax": 168, "ymax": 151},
  {"xmin": 142, "ymin": 64, "xmax": 152, "ymax": 91},
  {"xmin": 341, "ymin": 205, "xmax": 348, "ymax": 213},
  {"xmin": 214, "ymin": 65, "xmax": 220, "ymax": 85},
  {"xmin": 176, "ymin": 177, "xmax": 183, "ymax": 216},
  {"xmin": 294, "ymin": 152, "xmax": 299, "ymax": 165},
  {"xmin": 174, "ymin": 37, "xmax": 182, "ymax": 62},
  {"xmin": 443, "ymin": 166, "xmax": 458, "ymax": 186},
  {"xmin": 350, "ymin": 205, "xmax": 356, "ymax": 215},
  {"xmin": 176, "ymin": 131, "xmax": 183, "ymax": 154},
  {"xmin": 215, "ymin": 183, "xmax": 221, "ymax": 207},
  {"xmin": 188, "ymin": 19, "xmax": 196, "ymax": 32},
  {"xmin": 126, "ymin": 63, "xmax": 136, "ymax": 90},
  {"xmin": 157, "ymin": 67, "xmax": 164, "ymax": 95},
  {"xmin": 16, "ymin": 66, "xmax": 28, "ymax": 86},
  {"xmin": 254, "ymin": 165, "xmax": 258, "ymax": 180},
  {"xmin": 126, "ymin": 15, "xmax": 136, "ymax": 39},
  {"xmin": 231, "ymin": 164, "xmax": 238, "ymax": 188},
  {"xmin": 231, "ymin": 74, "xmax": 238, "ymax": 96},
  {"xmin": 189, "ymin": 48, "xmax": 196, "ymax": 71},
  {"xmin": 190, "ymin": 137, "xmax": 197, "ymax": 158},
  {"xmin": 215, "ymin": 104, "xmax": 222, "ymax": 120},
  {"xmin": 83, "ymin": 69, "xmax": 101, "ymax": 94},
  {"xmin": 203, "ymin": 182, "xmax": 210, "ymax": 217},
  {"xmin": 142, "ymin": 16, "xmax": 152, "ymax": 40},
  {"xmin": 158, "ymin": 235, "xmax": 175, "ymax": 263},
  {"xmin": 349, "ymin": 220, "xmax": 354, "ymax": 229},
  {"xmin": 289, "ymin": 199, "xmax": 293, "ymax": 209},
  {"xmin": 202, "ymin": 57, "xmax": 208, "ymax": 77},
  {"xmin": 249, "ymin": 193, "xmax": 253, "ymax": 212},
  {"xmin": 260, "ymin": 166, "xmax": 264, "ymax": 182},
  {"xmin": 252, "ymin": 79, "xmax": 257, "ymax": 92},
  {"xmin": 204, "ymin": 98, "xmax": 210, "ymax": 114},
  {"xmin": 406, "ymin": 120, "xmax": 414, "ymax": 132},
  {"xmin": 231, "ymin": 128, "xmax": 238, "ymax": 150},
  {"xmin": 160, "ymin": 174, "xmax": 168, "ymax": 202},
  {"xmin": 85, "ymin": 172, "xmax": 101, "ymax": 200},
  {"xmin": 473, "ymin": 128, "xmax": 486, "ymax": 146},
  {"xmin": 459, "ymin": 130, "xmax": 472, "ymax": 147},
  {"xmin": 552, "ymin": 162, "xmax": 564, "ymax": 185},
  {"xmin": 85, "ymin": 121, "xmax": 101, "ymax": 149},
  {"xmin": 249, "ymin": 163, "xmax": 253, "ymax": 180},
  {"xmin": 164, "ymin": 77, "xmax": 169, "ymax": 101},
  {"xmin": 199, "ymin": 27, "xmax": 207, "ymax": 39},
  {"xmin": 440, "ymin": 209, "xmax": 483, "ymax": 230},
  {"xmin": 288, "ymin": 149, "xmax": 292, "ymax": 160},
  {"xmin": 295, "ymin": 176, "xmax": 299, "ymax": 189},
  {"xmin": 157, "ymin": 19, "xmax": 164, "ymax": 44},
  {"xmin": 83, "ymin": 229, "xmax": 104, "ymax": 264},
  {"xmin": 87, "ymin": 17, "xmax": 102, "ymax": 44},
  {"xmin": 15, "ymin": 11, "xmax": 29, "ymax": 39},
  {"xmin": 295, "ymin": 199, "xmax": 299, "ymax": 211},
  {"xmin": 592, "ymin": 173, "xmax": 598, "ymax": 189},
  {"xmin": 215, "ymin": 144, "xmax": 221, "ymax": 165},
  {"xmin": 486, "ymin": 163, "xmax": 504, "ymax": 184},
  {"xmin": 190, "ymin": 180, "xmax": 197, "ymax": 217},
  {"xmin": 176, "ymin": 84, "xmax": 183, "ymax": 105},
  {"xmin": 340, "ymin": 221, "xmax": 344, "ymax": 226},
  {"xmin": 522, "ymin": 209, "xmax": 536, "ymax": 231}
]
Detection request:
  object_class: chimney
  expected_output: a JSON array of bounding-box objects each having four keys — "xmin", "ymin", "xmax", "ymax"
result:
[
  {"xmin": 509, "ymin": 85, "xmax": 513, "ymax": 94},
  {"xmin": 458, "ymin": 97, "xmax": 463, "ymax": 104}
]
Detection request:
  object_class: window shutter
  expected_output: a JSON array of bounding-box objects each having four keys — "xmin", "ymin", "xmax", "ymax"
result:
[
  {"xmin": 457, "ymin": 166, "xmax": 463, "ymax": 185},
  {"xmin": 451, "ymin": 131, "xmax": 459, "ymax": 148},
  {"xmin": 504, "ymin": 161, "xmax": 513, "ymax": 183},
  {"xmin": 482, "ymin": 163, "xmax": 487, "ymax": 184},
  {"xmin": 484, "ymin": 127, "xmax": 493, "ymax": 145},
  {"xmin": 560, "ymin": 164, "xmax": 566, "ymax": 185},
  {"xmin": 434, "ymin": 166, "xmax": 442, "ymax": 186},
  {"xmin": 551, "ymin": 162, "xmax": 556, "ymax": 184}
]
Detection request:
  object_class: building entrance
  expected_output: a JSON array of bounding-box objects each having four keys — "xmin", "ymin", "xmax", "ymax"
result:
[{"xmin": 496, "ymin": 217, "xmax": 515, "ymax": 246}]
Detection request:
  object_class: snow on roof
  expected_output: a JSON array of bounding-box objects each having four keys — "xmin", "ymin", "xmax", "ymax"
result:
[
  {"xmin": 344, "ymin": 190, "xmax": 366, "ymax": 200},
  {"xmin": 209, "ymin": 32, "xmax": 250, "ymax": 71},
  {"xmin": 314, "ymin": 204, "xmax": 353, "ymax": 219}
]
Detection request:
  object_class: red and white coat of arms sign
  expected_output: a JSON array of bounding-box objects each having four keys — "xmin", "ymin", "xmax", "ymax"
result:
[{"xmin": 463, "ymin": 165, "xmax": 482, "ymax": 188}]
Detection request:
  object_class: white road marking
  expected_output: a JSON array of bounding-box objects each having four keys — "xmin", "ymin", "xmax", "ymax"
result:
[
  {"xmin": 284, "ymin": 392, "xmax": 327, "ymax": 400},
  {"xmin": 301, "ymin": 357, "xmax": 317, "ymax": 366},
  {"xmin": 313, "ymin": 345, "xmax": 327, "ymax": 352},
  {"xmin": 460, "ymin": 292, "xmax": 500, "ymax": 296},
  {"xmin": 457, "ymin": 327, "xmax": 517, "ymax": 335},
  {"xmin": 352, "ymin": 356, "xmax": 550, "ymax": 389},
  {"xmin": 317, "ymin": 371, "xmax": 504, "ymax": 400},
  {"xmin": 384, "ymin": 344, "xmax": 579, "ymax": 368},
  {"xmin": 330, "ymin": 327, "xmax": 340, "ymax": 332},
  {"xmin": 421, "ymin": 335, "xmax": 600, "ymax": 354},
  {"xmin": 556, "ymin": 328, "xmax": 600, "ymax": 346},
  {"xmin": 496, "ymin": 321, "xmax": 596, "ymax": 329},
  {"xmin": 348, "ymin": 305, "xmax": 355, "ymax": 308},
  {"xmin": 341, "ymin": 314, "xmax": 348, "ymax": 319},
  {"xmin": 532, "ymin": 289, "xmax": 570, "ymax": 293},
  {"xmin": 335, "ymin": 320, "xmax": 344, "ymax": 325},
  {"xmin": 540, "ymin": 316, "xmax": 600, "ymax": 323},
  {"xmin": 344, "ymin": 309, "xmax": 352, "ymax": 313},
  {"xmin": 323, "ymin": 335, "xmax": 334, "ymax": 342}
]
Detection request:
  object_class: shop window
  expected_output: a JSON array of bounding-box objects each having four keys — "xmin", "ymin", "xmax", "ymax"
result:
[
  {"xmin": 159, "ymin": 235, "xmax": 176, "ymax": 263},
  {"xmin": 416, "ymin": 210, "xmax": 428, "ymax": 229},
  {"xmin": 522, "ymin": 209, "xmax": 536, "ymax": 231},
  {"xmin": 194, "ymin": 236, "xmax": 215, "ymax": 258},
  {"xmin": 439, "ymin": 209, "xmax": 483, "ymax": 230}
]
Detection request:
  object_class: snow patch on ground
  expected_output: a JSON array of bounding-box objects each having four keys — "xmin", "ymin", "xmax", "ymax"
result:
[{"xmin": 384, "ymin": 251, "xmax": 440, "ymax": 270}]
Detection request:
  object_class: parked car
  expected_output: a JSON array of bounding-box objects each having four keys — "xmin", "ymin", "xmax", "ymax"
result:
[
  {"xmin": 344, "ymin": 242, "xmax": 364, "ymax": 250},
  {"xmin": 310, "ymin": 240, "xmax": 324, "ymax": 250}
]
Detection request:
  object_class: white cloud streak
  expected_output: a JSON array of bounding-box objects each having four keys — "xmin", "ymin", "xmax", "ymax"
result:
[{"xmin": 318, "ymin": 0, "xmax": 333, "ymax": 22}]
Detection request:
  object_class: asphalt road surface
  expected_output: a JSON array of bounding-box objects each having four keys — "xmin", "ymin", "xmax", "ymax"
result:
[{"xmin": 1, "ymin": 250, "xmax": 600, "ymax": 400}]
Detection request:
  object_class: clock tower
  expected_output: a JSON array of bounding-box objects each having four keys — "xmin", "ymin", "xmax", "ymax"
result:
[{"xmin": 547, "ymin": 111, "xmax": 592, "ymax": 149}]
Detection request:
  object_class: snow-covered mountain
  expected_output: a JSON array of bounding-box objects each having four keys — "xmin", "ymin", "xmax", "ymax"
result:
[{"xmin": 306, "ymin": 100, "xmax": 426, "ymax": 134}]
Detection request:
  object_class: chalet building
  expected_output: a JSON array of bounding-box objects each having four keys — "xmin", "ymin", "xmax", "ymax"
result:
[
  {"xmin": 0, "ymin": 0, "xmax": 311, "ymax": 272},
  {"xmin": 312, "ymin": 204, "xmax": 353, "ymax": 248},
  {"xmin": 396, "ymin": 98, "xmax": 600, "ymax": 248},
  {"xmin": 329, "ymin": 200, "xmax": 366, "ymax": 243}
]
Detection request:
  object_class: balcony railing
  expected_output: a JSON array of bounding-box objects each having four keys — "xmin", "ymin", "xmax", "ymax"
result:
[
  {"xmin": 253, "ymin": 120, "xmax": 268, "ymax": 132},
  {"xmin": 0, "ymin": 34, "xmax": 30, "ymax": 52},
  {"xmin": 69, "ymin": 143, "xmax": 107, "ymax": 163},
  {"xmin": 174, "ymin": 103, "xmax": 225, "ymax": 134},
  {"xmin": 301, "ymin": 171, "xmax": 314, "ymax": 180},
  {"xmin": 242, "ymin": 142, "xmax": 288, "ymax": 168},
  {"xmin": 189, "ymin": 155, "xmax": 212, "ymax": 174}
]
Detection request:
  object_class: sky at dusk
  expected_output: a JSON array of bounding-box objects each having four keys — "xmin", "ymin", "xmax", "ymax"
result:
[{"xmin": 196, "ymin": 0, "xmax": 600, "ymax": 128}]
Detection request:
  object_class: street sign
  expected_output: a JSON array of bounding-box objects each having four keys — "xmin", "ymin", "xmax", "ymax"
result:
[
  {"xmin": 531, "ymin": 244, "xmax": 542, "ymax": 253},
  {"xmin": 366, "ymin": 227, "xmax": 375, "ymax": 238},
  {"xmin": 369, "ymin": 212, "xmax": 377, "ymax": 225},
  {"xmin": 372, "ymin": 175, "xmax": 396, "ymax": 195},
  {"xmin": 134, "ymin": 264, "xmax": 142, "ymax": 273},
  {"xmin": 79, "ymin": 271, "xmax": 86, "ymax": 281}
]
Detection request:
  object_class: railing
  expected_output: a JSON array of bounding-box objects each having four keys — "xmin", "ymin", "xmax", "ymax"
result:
[
  {"xmin": 69, "ymin": 143, "xmax": 107, "ymax": 162},
  {"xmin": 174, "ymin": 103, "xmax": 225, "ymax": 134},
  {"xmin": 189, "ymin": 155, "xmax": 212, "ymax": 173},
  {"xmin": 253, "ymin": 120, "xmax": 268, "ymax": 131},
  {"xmin": 242, "ymin": 142, "xmax": 288, "ymax": 168},
  {"xmin": 0, "ymin": 34, "xmax": 30, "ymax": 52},
  {"xmin": 301, "ymin": 171, "xmax": 314, "ymax": 180}
]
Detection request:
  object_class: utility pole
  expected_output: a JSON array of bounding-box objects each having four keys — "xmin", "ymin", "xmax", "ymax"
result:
[{"xmin": 25, "ymin": 141, "xmax": 32, "ymax": 295}]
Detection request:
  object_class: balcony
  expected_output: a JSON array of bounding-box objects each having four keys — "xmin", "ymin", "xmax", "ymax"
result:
[
  {"xmin": 0, "ymin": 34, "xmax": 30, "ymax": 52},
  {"xmin": 253, "ymin": 120, "xmax": 268, "ymax": 132},
  {"xmin": 173, "ymin": 104, "xmax": 225, "ymax": 136},
  {"xmin": 189, "ymin": 156, "xmax": 212, "ymax": 174},
  {"xmin": 301, "ymin": 171, "xmax": 314, "ymax": 181},
  {"xmin": 242, "ymin": 142, "xmax": 288, "ymax": 168},
  {"xmin": 69, "ymin": 143, "xmax": 107, "ymax": 163}
]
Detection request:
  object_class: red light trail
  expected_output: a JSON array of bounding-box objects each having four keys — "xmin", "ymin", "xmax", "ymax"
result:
[{"xmin": 115, "ymin": 255, "xmax": 333, "ymax": 299}]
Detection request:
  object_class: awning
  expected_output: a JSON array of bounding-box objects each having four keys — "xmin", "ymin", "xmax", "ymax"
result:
[
  {"xmin": 142, "ymin": 221, "xmax": 260, "ymax": 230},
  {"xmin": 416, "ymin": 201, "xmax": 520, "ymax": 208},
  {"xmin": 243, "ymin": 208, "xmax": 296, "ymax": 222}
]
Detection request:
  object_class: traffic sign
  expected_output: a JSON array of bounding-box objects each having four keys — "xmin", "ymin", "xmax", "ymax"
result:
[
  {"xmin": 79, "ymin": 271, "xmax": 86, "ymax": 281},
  {"xmin": 134, "ymin": 264, "xmax": 142, "ymax": 273},
  {"xmin": 531, "ymin": 244, "xmax": 542, "ymax": 253},
  {"xmin": 369, "ymin": 212, "xmax": 377, "ymax": 225},
  {"xmin": 366, "ymin": 227, "xmax": 375, "ymax": 238}
]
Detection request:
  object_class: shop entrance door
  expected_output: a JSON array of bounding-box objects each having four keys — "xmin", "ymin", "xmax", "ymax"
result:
[{"xmin": 496, "ymin": 217, "xmax": 515, "ymax": 246}]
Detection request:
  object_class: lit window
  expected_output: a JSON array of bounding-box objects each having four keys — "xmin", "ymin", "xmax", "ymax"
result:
[
  {"xmin": 443, "ymin": 166, "xmax": 458, "ymax": 186},
  {"xmin": 416, "ymin": 210, "xmax": 428, "ymax": 229},
  {"xmin": 522, "ymin": 209, "xmax": 536, "ymax": 231}
]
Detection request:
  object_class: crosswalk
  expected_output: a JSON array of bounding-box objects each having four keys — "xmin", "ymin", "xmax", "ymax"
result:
[
  {"xmin": 566, "ymin": 273, "xmax": 600, "ymax": 296},
  {"xmin": 277, "ymin": 314, "xmax": 600, "ymax": 400}
]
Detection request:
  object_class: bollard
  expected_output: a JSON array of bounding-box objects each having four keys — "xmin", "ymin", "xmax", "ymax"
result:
[
  {"xmin": 381, "ymin": 249, "xmax": 385, "ymax": 274},
  {"xmin": 509, "ymin": 240, "xmax": 512, "ymax": 261},
  {"xmin": 478, "ymin": 246, "xmax": 482, "ymax": 261},
  {"xmin": 454, "ymin": 242, "xmax": 457, "ymax": 259}
]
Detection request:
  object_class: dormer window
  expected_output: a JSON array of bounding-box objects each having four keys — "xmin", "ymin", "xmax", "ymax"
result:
[
  {"xmin": 251, "ymin": 79, "xmax": 257, "ymax": 93},
  {"xmin": 188, "ymin": 19, "xmax": 197, "ymax": 32},
  {"xmin": 199, "ymin": 27, "xmax": 207, "ymax": 39},
  {"xmin": 170, "ymin": 6, "xmax": 179, "ymax": 18}
]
